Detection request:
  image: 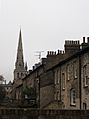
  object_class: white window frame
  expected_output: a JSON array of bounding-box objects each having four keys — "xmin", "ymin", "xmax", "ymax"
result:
[
  {"xmin": 70, "ymin": 89, "xmax": 76, "ymax": 106},
  {"xmin": 57, "ymin": 91, "xmax": 60, "ymax": 101},
  {"xmin": 83, "ymin": 65, "xmax": 88, "ymax": 87},
  {"xmin": 54, "ymin": 71, "xmax": 57, "ymax": 84},
  {"xmin": 54, "ymin": 70, "xmax": 59, "ymax": 84},
  {"xmin": 73, "ymin": 62, "xmax": 77, "ymax": 79},
  {"xmin": 74, "ymin": 69, "xmax": 77, "ymax": 79}
]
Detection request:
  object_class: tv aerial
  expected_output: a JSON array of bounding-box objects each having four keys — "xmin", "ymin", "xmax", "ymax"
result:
[{"xmin": 35, "ymin": 51, "xmax": 44, "ymax": 61}]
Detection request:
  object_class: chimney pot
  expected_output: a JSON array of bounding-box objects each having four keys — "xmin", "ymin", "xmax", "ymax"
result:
[
  {"xmin": 58, "ymin": 50, "xmax": 60, "ymax": 54},
  {"xmin": 47, "ymin": 51, "xmax": 49, "ymax": 55},
  {"xmin": 87, "ymin": 37, "xmax": 89, "ymax": 43},
  {"xmin": 83, "ymin": 37, "xmax": 85, "ymax": 43}
]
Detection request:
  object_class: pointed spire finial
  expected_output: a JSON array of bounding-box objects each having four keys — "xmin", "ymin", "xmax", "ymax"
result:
[{"xmin": 17, "ymin": 28, "xmax": 23, "ymax": 51}]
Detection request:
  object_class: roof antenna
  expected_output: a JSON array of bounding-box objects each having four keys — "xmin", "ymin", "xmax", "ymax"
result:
[{"xmin": 35, "ymin": 51, "xmax": 44, "ymax": 62}]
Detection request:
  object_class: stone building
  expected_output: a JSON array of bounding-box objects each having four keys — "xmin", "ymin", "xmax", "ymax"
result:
[
  {"xmin": 12, "ymin": 31, "xmax": 89, "ymax": 110},
  {"xmin": 45, "ymin": 37, "xmax": 89, "ymax": 109},
  {"xmin": 14, "ymin": 29, "xmax": 27, "ymax": 82},
  {"xmin": 12, "ymin": 30, "xmax": 28, "ymax": 100}
]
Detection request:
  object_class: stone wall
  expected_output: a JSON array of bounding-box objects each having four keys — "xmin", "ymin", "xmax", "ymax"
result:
[
  {"xmin": 81, "ymin": 52, "xmax": 89, "ymax": 109},
  {"xmin": 40, "ymin": 85, "xmax": 54, "ymax": 108},
  {"xmin": 0, "ymin": 108, "xmax": 89, "ymax": 119}
]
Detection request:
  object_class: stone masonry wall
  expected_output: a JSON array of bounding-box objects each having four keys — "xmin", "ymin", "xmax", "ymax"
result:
[
  {"xmin": 40, "ymin": 85, "xmax": 54, "ymax": 108},
  {"xmin": 0, "ymin": 109, "xmax": 89, "ymax": 119}
]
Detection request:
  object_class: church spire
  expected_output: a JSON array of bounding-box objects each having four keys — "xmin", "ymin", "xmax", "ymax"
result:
[
  {"xmin": 15, "ymin": 29, "xmax": 24, "ymax": 69},
  {"xmin": 14, "ymin": 29, "xmax": 27, "ymax": 80}
]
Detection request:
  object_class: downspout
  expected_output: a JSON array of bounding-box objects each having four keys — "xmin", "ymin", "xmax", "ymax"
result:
[
  {"xmin": 60, "ymin": 66, "xmax": 62, "ymax": 107},
  {"xmin": 39, "ymin": 76, "xmax": 40, "ymax": 108},
  {"xmin": 79, "ymin": 55, "xmax": 81, "ymax": 109}
]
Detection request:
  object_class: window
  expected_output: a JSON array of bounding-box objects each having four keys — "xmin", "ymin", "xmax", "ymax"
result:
[
  {"xmin": 54, "ymin": 92, "xmax": 57, "ymax": 100},
  {"xmin": 54, "ymin": 71, "xmax": 57, "ymax": 84},
  {"xmin": 17, "ymin": 73, "xmax": 19, "ymax": 78},
  {"xmin": 62, "ymin": 73, "xmax": 65, "ymax": 90},
  {"xmin": 67, "ymin": 64, "xmax": 70, "ymax": 80},
  {"xmin": 70, "ymin": 89, "xmax": 76, "ymax": 105},
  {"xmin": 83, "ymin": 65, "xmax": 88, "ymax": 87},
  {"xmin": 57, "ymin": 70, "xmax": 60, "ymax": 84},
  {"xmin": 57, "ymin": 91, "xmax": 60, "ymax": 101},
  {"xmin": 25, "ymin": 95, "xmax": 28, "ymax": 99},
  {"xmin": 74, "ymin": 69, "xmax": 77, "ymax": 79},
  {"xmin": 54, "ymin": 70, "xmax": 59, "ymax": 84},
  {"xmin": 21, "ymin": 73, "xmax": 23, "ymax": 77},
  {"xmin": 83, "ymin": 103, "xmax": 87, "ymax": 110},
  {"xmin": 54, "ymin": 91, "xmax": 60, "ymax": 101},
  {"xmin": 73, "ymin": 62, "xmax": 77, "ymax": 79}
]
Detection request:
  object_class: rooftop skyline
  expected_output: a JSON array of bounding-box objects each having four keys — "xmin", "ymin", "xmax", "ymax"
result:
[{"xmin": 0, "ymin": 0, "xmax": 89, "ymax": 82}]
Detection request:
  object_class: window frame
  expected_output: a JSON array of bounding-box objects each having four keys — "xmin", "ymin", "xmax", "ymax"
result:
[
  {"xmin": 70, "ymin": 89, "xmax": 76, "ymax": 106},
  {"xmin": 83, "ymin": 65, "xmax": 88, "ymax": 87},
  {"xmin": 83, "ymin": 102, "xmax": 87, "ymax": 110},
  {"xmin": 62, "ymin": 72, "xmax": 65, "ymax": 90},
  {"xmin": 67, "ymin": 64, "xmax": 70, "ymax": 81}
]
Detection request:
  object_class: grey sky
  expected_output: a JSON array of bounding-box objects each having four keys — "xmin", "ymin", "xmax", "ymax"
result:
[{"xmin": 0, "ymin": 0, "xmax": 89, "ymax": 82}]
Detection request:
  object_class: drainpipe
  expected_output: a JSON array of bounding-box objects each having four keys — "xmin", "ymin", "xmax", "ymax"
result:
[
  {"xmin": 79, "ymin": 55, "xmax": 81, "ymax": 109},
  {"xmin": 60, "ymin": 66, "xmax": 62, "ymax": 107},
  {"xmin": 39, "ymin": 76, "xmax": 40, "ymax": 108}
]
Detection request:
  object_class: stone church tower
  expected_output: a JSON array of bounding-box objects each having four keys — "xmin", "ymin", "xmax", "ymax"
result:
[{"xmin": 14, "ymin": 30, "xmax": 27, "ymax": 81}]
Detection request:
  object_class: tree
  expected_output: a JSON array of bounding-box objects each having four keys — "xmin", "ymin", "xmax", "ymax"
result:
[
  {"xmin": 0, "ymin": 75, "xmax": 4, "ymax": 84},
  {"xmin": 0, "ymin": 85, "xmax": 6, "ymax": 102},
  {"xmin": 23, "ymin": 86, "xmax": 36, "ymax": 100}
]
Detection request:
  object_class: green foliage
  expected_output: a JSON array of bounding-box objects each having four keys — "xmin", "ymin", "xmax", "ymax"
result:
[
  {"xmin": 23, "ymin": 86, "xmax": 36, "ymax": 99},
  {"xmin": 0, "ymin": 85, "xmax": 6, "ymax": 101}
]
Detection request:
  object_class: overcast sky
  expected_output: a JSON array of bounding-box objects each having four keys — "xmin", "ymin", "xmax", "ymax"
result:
[{"xmin": 0, "ymin": 0, "xmax": 89, "ymax": 83}]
